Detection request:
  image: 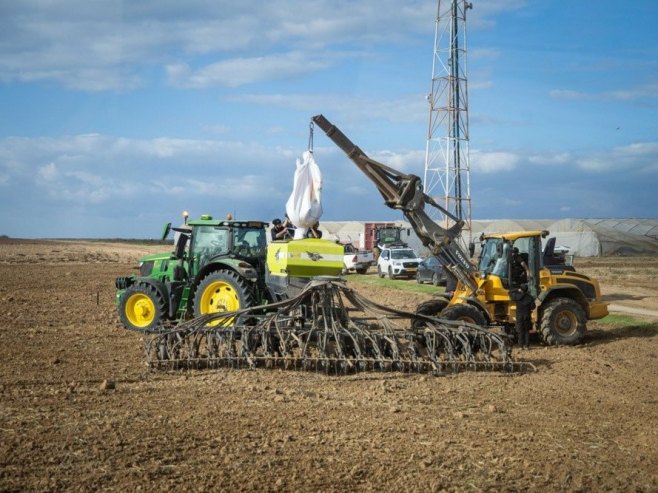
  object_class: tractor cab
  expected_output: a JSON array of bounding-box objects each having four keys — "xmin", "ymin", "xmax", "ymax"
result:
[{"xmin": 166, "ymin": 215, "xmax": 269, "ymax": 280}]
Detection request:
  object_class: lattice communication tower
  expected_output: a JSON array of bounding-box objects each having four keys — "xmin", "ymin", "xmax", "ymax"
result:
[{"xmin": 424, "ymin": 0, "xmax": 473, "ymax": 242}]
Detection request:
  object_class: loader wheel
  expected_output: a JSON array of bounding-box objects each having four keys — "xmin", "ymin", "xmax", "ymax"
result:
[
  {"xmin": 412, "ymin": 298, "xmax": 450, "ymax": 329},
  {"xmin": 539, "ymin": 298, "xmax": 586, "ymax": 346},
  {"xmin": 441, "ymin": 304, "xmax": 487, "ymax": 327},
  {"xmin": 119, "ymin": 284, "xmax": 165, "ymax": 331},
  {"xmin": 193, "ymin": 270, "xmax": 254, "ymax": 326}
]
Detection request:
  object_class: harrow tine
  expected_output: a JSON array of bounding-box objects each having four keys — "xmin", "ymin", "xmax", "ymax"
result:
[{"xmin": 130, "ymin": 278, "xmax": 532, "ymax": 376}]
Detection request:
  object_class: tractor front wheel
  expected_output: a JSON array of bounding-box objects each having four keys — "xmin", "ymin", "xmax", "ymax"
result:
[
  {"xmin": 193, "ymin": 270, "xmax": 254, "ymax": 325},
  {"xmin": 539, "ymin": 298, "xmax": 586, "ymax": 346},
  {"xmin": 119, "ymin": 284, "xmax": 166, "ymax": 331}
]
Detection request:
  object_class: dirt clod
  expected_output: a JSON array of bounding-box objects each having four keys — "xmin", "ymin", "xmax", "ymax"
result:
[{"xmin": 0, "ymin": 239, "xmax": 656, "ymax": 492}]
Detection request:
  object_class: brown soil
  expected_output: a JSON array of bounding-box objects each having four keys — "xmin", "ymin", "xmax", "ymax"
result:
[{"xmin": 0, "ymin": 239, "xmax": 656, "ymax": 492}]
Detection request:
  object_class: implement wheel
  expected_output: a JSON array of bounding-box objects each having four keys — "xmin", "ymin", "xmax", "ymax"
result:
[
  {"xmin": 540, "ymin": 298, "xmax": 586, "ymax": 346},
  {"xmin": 119, "ymin": 284, "xmax": 165, "ymax": 331},
  {"xmin": 193, "ymin": 270, "xmax": 254, "ymax": 325}
]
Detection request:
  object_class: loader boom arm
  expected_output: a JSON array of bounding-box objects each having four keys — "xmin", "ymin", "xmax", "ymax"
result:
[{"xmin": 312, "ymin": 114, "xmax": 477, "ymax": 292}]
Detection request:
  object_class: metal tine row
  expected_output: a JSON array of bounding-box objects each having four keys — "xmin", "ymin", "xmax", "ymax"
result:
[{"xmin": 138, "ymin": 278, "xmax": 534, "ymax": 374}]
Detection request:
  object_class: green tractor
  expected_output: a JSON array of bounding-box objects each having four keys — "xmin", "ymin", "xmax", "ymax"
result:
[{"xmin": 115, "ymin": 214, "xmax": 343, "ymax": 331}]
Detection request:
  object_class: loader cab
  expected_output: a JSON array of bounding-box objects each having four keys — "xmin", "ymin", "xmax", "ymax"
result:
[{"xmin": 478, "ymin": 231, "xmax": 544, "ymax": 298}]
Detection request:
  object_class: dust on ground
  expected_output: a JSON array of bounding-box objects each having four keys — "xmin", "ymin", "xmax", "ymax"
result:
[{"xmin": 0, "ymin": 239, "xmax": 656, "ymax": 492}]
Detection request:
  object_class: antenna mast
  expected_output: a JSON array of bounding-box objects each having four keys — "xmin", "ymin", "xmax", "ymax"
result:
[{"xmin": 424, "ymin": 0, "xmax": 473, "ymax": 242}]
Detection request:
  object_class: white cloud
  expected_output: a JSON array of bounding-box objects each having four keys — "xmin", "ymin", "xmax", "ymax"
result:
[
  {"xmin": 0, "ymin": 0, "xmax": 527, "ymax": 92},
  {"xmin": 550, "ymin": 83, "xmax": 658, "ymax": 102},
  {"xmin": 370, "ymin": 149, "xmax": 425, "ymax": 173},
  {"xmin": 38, "ymin": 162, "xmax": 58, "ymax": 181},
  {"xmin": 229, "ymin": 92, "xmax": 426, "ymax": 124},
  {"xmin": 471, "ymin": 150, "xmax": 521, "ymax": 173},
  {"xmin": 167, "ymin": 52, "xmax": 332, "ymax": 88},
  {"xmin": 576, "ymin": 142, "xmax": 658, "ymax": 172}
]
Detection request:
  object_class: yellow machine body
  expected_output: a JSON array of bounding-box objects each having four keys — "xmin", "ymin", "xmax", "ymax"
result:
[{"xmin": 267, "ymin": 239, "xmax": 344, "ymax": 278}]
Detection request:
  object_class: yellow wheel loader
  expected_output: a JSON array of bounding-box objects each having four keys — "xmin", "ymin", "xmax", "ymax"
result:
[{"xmin": 312, "ymin": 114, "xmax": 608, "ymax": 345}]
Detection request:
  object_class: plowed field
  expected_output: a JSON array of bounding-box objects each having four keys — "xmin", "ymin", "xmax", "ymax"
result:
[{"xmin": 1, "ymin": 239, "xmax": 656, "ymax": 492}]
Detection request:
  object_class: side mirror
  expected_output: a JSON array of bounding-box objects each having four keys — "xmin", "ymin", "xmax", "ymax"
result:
[{"xmin": 161, "ymin": 222, "xmax": 172, "ymax": 241}]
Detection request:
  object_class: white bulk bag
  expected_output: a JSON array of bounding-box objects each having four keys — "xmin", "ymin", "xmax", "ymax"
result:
[{"xmin": 285, "ymin": 151, "xmax": 323, "ymax": 239}]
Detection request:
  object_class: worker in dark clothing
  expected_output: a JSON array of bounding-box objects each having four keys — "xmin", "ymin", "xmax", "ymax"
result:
[
  {"xmin": 305, "ymin": 222, "xmax": 323, "ymax": 239},
  {"xmin": 510, "ymin": 247, "xmax": 532, "ymax": 288},
  {"xmin": 271, "ymin": 218, "xmax": 291, "ymax": 241},
  {"xmin": 511, "ymin": 283, "xmax": 534, "ymax": 349}
]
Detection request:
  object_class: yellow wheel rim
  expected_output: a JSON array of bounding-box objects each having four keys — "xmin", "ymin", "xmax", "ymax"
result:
[
  {"xmin": 125, "ymin": 293, "xmax": 156, "ymax": 328},
  {"xmin": 199, "ymin": 280, "xmax": 241, "ymax": 326}
]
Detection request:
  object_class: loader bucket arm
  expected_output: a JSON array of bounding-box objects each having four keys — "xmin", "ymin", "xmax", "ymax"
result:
[{"xmin": 312, "ymin": 114, "xmax": 477, "ymax": 293}]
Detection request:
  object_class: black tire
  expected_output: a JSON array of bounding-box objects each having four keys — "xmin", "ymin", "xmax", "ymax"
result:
[
  {"xmin": 119, "ymin": 284, "xmax": 166, "ymax": 331},
  {"xmin": 539, "ymin": 298, "xmax": 586, "ymax": 346},
  {"xmin": 388, "ymin": 266, "xmax": 394, "ymax": 279},
  {"xmin": 416, "ymin": 272, "xmax": 423, "ymax": 284},
  {"xmin": 377, "ymin": 265, "xmax": 385, "ymax": 278},
  {"xmin": 356, "ymin": 267, "xmax": 368, "ymax": 275},
  {"xmin": 431, "ymin": 273, "xmax": 440, "ymax": 286},
  {"xmin": 412, "ymin": 298, "xmax": 450, "ymax": 329},
  {"xmin": 193, "ymin": 270, "xmax": 255, "ymax": 320},
  {"xmin": 441, "ymin": 304, "xmax": 488, "ymax": 327}
]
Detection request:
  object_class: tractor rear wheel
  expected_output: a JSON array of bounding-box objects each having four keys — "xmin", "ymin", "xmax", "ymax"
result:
[
  {"xmin": 539, "ymin": 298, "xmax": 586, "ymax": 346},
  {"xmin": 441, "ymin": 304, "xmax": 487, "ymax": 327},
  {"xmin": 119, "ymin": 284, "xmax": 166, "ymax": 331},
  {"xmin": 193, "ymin": 270, "xmax": 254, "ymax": 325}
]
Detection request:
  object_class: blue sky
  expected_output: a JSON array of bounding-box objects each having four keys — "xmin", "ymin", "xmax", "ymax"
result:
[{"xmin": 1, "ymin": 0, "xmax": 656, "ymax": 238}]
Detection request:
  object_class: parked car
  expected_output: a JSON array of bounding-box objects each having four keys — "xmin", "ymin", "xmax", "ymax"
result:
[
  {"xmin": 416, "ymin": 255, "xmax": 448, "ymax": 286},
  {"xmin": 342, "ymin": 243, "xmax": 374, "ymax": 274},
  {"xmin": 377, "ymin": 247, "xmax": 422, "ymax": 279}
]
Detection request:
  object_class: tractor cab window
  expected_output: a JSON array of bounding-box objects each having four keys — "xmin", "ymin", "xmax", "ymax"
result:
[
  {"xmin": 233, "ymin": 227, "xmax": 267, "ymax": 257},
  {"xmin": 192, "ymin": 226, "xmax": 229, "ymax": 263}
]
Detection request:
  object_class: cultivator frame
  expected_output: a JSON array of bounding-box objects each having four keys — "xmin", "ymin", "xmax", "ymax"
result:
[{"xmin": 126, "ymin": 277, "xmax": 534, "ymax": 375}]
